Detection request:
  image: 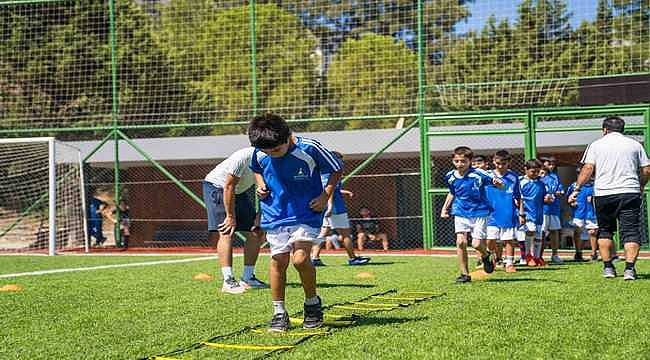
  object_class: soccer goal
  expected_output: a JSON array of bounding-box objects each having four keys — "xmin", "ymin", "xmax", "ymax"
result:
[{"xmin": 0, "ymin": 137, "xmax": 87, "ymax": 255}]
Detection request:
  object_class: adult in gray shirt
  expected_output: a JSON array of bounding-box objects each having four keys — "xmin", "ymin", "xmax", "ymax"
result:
[{"xmin": 569, "ymin": 116, "xmax": 650, "ymax": 280}]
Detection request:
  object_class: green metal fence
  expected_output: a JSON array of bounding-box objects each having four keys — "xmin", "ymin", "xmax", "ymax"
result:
[{"xmin": 0, "ymin": 0, "xmax": 649, "ymax": 252}]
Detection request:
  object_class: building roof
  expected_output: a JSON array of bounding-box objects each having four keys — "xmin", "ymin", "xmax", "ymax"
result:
[{"xmin": 69, "ymin": 116, "xmax": 644, "ymax": 167}]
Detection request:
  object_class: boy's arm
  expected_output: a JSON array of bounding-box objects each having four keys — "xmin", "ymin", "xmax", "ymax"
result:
[
  {"xmin": 254, "ymin": 172, "xmax": 269, "ymax": 199},
  {"xmin": 518, "ymin": 199, "xmax": 526, "ymax": 225},
  {"xmin": 440, "ymin": 193, "xmax": 454, "ymax": 218},
  {"xmin": 217, "ymin": 174, "xmax": 240, "ymax": 236},
  {"xmin": 310, "ymin": 170, "xmax": 342, "ymax": 212}
]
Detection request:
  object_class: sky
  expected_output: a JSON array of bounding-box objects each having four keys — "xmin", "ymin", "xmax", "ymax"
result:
[{"xmin": 456, "ymin": 0, "xmax": 599, "ymax": 34}]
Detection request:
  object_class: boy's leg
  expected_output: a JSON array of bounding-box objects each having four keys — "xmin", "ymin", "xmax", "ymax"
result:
[
  {"xmin": 379, "ymin": 233, "xmax": 389, "ymax": 250},
  {"xmin": 311, "ymin": 227, "xmax": 329, "ymax": 266},
  {"xmin": 338, "ymin": 228, "xmax": 358, "ymax": 259},
  {"xmin": 357, "ymin": 233, "xmax": 367, "ymax": 250},
  {"xmin": 504, "ymin": 239, "xmax": 516, "ymax": 272},
  {"xmin": 292, "ymin": 241, "xmax": 317, "ymax": 299},
  {"xmin": 470, "ymin": 218, "xmax": 494, "ymax": 273},
  {"xmin": 268, "ymin": 252, "xmax": 291, "ymax": 332},
  {"xmin": 588, "ymin": 229, "xmax": 598, "ymax": 259},
  {"xmin": 573, "ymin": 227, "xmax": 583, "ymax": 260},
  {"xmin": 456, "ymin": 232, "xmax": 470, "ymax": 276}
]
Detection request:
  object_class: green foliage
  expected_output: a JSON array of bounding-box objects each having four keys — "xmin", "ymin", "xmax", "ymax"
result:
[{"xmin": 328, "ymin": 33, "xmax": 418, "ymax": 128}]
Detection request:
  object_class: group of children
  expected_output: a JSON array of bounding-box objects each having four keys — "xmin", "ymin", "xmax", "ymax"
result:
[
  {"xmin": 441, "ymin": 147, "xmax": 600, "ymax": 283},
  {"xmin": 220, "ymin": 113, "xmax": 605, "ymax": 331}
]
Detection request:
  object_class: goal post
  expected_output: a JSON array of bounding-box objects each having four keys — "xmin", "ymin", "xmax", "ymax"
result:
[{"xmin": 0, "ymin": 137, "xmax": 87, "ymax": 255}]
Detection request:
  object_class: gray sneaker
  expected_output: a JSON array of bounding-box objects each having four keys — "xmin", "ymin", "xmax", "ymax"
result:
[
  {"xmin": 623, "ymin": 268, "xmax": 637, "ymax": 281},
  {"xmin": 603, "ymin": 267, "xmax": 617, "ymax": 278}
]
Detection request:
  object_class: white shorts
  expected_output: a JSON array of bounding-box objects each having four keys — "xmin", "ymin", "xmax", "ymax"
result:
[
  {"xmin": 454, "ymin": 216, "xmax": 487, "ymax": 240},
  {"xmin": 322, "ymin": 213, "xmax": 350, "ymax": 229},
  {"xmin": 542, "ymin": 215, "xmax": 562, "ymax": 231},
  {"xmin": 266, "ymin": 224, "xmax": 321, "ymax": 255},
  {"xmin": 486, "ymin": 226, "xmax": 517, "ymax": 242},
  {"xmin": 572, "ymin": 218, "xmax": 598, "ymax": 230},
  {"xmin": 519, "ymin": 222, "xmax": 543, "ymax": 239}
]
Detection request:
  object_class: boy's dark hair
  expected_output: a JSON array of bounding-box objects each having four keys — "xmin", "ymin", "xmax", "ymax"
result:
[
  {"xmin": 602, "ymin": 116, "xmax": 625, "ymax": 133},
  {"xmin": 248, "ymin": 113, "xmax": 291, "ymax": 149},
  {"xmin": 453, "ymin": 146, "xmax": 473, "ymax": 159},
  {"xmin": 493, "ymin": 150, "xmax": 511, "ymax": 161},
  {"xmin": 541, "ymin": 155, "xmax": 557, "ymax": 164},
  {"xmin": 473, "ymin": 155, "xmax": 487, "ymax": 162},
  {"xmin": 524, "ymin": 159, "xmax": 543, "ymax": 169}
]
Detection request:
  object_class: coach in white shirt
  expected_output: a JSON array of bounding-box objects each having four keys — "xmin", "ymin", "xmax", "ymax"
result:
[{"xmin": 569, "ymin": 116, "xmax": 650, "ymax": 281}]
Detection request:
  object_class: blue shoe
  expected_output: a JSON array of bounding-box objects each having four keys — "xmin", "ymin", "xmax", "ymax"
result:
[
  {"xmin": 348, "ymin": 257, "xmax": 370, "ymax": 266},
  {"xmin": 311, "ymin": 258, "xmax": 326, "ymax": 267}
]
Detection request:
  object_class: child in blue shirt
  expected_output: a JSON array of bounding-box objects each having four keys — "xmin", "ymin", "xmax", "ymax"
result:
[
  {"xmin": 518, "ymin": 159, "xmax": 551, "ymax": 267},
  {"xmin": 541, "ymin": 156, "xmax": 565, "ymax": 264},
  {"xmin": 567, "ymin": 165, "xmax": 598, "ymax": 261},
  {"xmin": 441, "ymin": 146, "xmax": 503, "ymax": 283},
  {"xmin": 248, "ymin": 114, "xmax": 342, "ymax": 332},
  {"xmin": 485, "ymin": 150, "xmax": 521, "ymax": 273}
]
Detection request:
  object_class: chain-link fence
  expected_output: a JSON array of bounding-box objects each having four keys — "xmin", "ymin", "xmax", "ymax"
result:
[{"xmin": 1, "ymin": 0, "xmax": 649, "ymax": 253}]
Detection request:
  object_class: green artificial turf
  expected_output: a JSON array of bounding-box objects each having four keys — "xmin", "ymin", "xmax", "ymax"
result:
[{"xmin": 1, "ymin": 255, "xmax": 648, "ymax": 359}]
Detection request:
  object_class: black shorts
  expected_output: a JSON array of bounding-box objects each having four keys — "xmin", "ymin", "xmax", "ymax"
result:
[
  {"xmin": 594, "ymin": 193, "xmax": 642, "ymax": 244},
  {"xmin": 203, "ymin": 181, "xmax": 256, "ymax": 232}
]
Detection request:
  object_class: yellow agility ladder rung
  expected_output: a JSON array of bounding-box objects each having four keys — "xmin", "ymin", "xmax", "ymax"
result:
[
  {"xmin": 372, "ymin": 296, "xmax": 421, "ymax": 302},
  {"xmin": 251, "ymin": 329, "xmax": 331, "ymax": 336},
  {"xmin": 333, "ymin": 305, "xmax": 385, "ymax": 312},
  {"xmin": 352, "ymin": 302, "xmax": 400, "ymax": 308},
  {"xmin": 202, "ymin": 342, "xmax": 294, "ymax": 351},
  {"xmin": 289, "ymin": 317, "xmax": 356, "ymax": 326}
]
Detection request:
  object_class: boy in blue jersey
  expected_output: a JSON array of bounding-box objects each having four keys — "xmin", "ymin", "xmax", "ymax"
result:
[
  {"xmin": 567, "ymin": 165, "xmax": 598, "ymax": 262},
  {"xmin": 541, "ymin": 156, "xmax": 565, "ymax": 264},
  {"xmin": 441, "ymin": 146, "xmax": 503, "ymax": 283},
  {"xmin": 248, "ymin": 114, "xmax": 342, "ymax": 332},
  {"xmin": 485, "ymin": 150, "xmax": 521, "ymax": 273},
  {"xmin": 518, "ymin": 159, "xmax": 551, "ymax": 267},
  {"xmin": 311, "ymin": 151, "xmax": 370, "ymax": 266}
]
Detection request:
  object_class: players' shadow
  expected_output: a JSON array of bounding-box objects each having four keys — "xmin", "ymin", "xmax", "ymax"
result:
[
  {"xmin": 286, "ymin": 282, "xmax": 376, "ymax": 289},
  {"xmin": 354, "ymin": 315, "xmax": 429, "ymax": 328},
  {"xmin": 514, "ymin": 266, "xmax": 566, "ymax": 272},
  {"xmin": 486, "ymin": 278, "xmax": 565, "ymax": 283},
  {"xmin": 352, "ymin": 261, "xmax": 398, "ymax": 266}
]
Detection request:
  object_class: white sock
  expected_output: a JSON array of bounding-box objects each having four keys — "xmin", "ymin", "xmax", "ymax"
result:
[
  {"xmin": 273, "ymin": 301, "xmax": 286, "ymax": 315},
  {"xmin": 242, "ymin": 265, "xmax": 255, "ymax": 280},
  {"xmin": 534, "ymin": 240, "xmax": 542, "ymax": 258},
  {"xmin": 505, "ymin": 256, "xmax": 514, "ymax": 266},
  {"xmin": 305, "ymin": 296, "xmax": 320, "ymax": 306},
  {"xmin": 221, "ymin": 266, "xmax": 233, "ymax": 280}
]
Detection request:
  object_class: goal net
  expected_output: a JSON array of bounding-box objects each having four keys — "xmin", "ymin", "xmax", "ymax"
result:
[{"xmin": 0, "ymin": 138, "xmax": 86, "ymax": 255}]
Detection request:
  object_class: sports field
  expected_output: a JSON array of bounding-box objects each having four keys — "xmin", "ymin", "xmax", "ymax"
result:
[{"xmin": 1, "ymin": 255, "xmax": 649, "ymax": 359}]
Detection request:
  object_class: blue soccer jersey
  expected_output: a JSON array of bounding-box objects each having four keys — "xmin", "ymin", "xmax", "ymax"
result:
[
  {"xmin": 541, "ymin": 172, "xmax": 563, "ymax": 216},
  {"xmin": 519, "ymin": 176, "xmax": 547, "ymax": 225},
  {"xmin": 444, "ymin": 167, "xmax": 494, "ymax": 218},
  {"xmin": 486, "ymin": 170, "xmax": 521, "ymax": 228},
  {"xmin": 567, "ymin": 182, "xmax": 596, "ymax": 221},
  {"xmin": 251, "ymin": 136, "xmax": 341, "ymax": 229},
  {"xmin": 321, "ymin": 173, "xmax": 347, "ymax": 215}
]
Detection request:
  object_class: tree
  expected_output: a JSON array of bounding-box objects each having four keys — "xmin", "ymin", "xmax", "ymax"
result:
[
  {"xmin": 156, "ymin": 2, "xmax": 319, "ymax": 130},
  {"xmin": 327, "ymin": 33, "xmax": 419, "ymax": 127}
]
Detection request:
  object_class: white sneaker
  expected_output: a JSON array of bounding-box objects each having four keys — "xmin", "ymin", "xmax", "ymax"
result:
[
  {"xmin": 240, "ymin": 275, "xmax": 269, "ymax": 289},
  {"xmin": 222, "ymin": 277, "xmax": 246, "ymax": 294},
  {"xmin": 551, "ymin": 255, "xmax": 564, "ymax": 264},
  {"xmin": 519, "ymin": 258, "xmax": 527, "ymax": 266}
]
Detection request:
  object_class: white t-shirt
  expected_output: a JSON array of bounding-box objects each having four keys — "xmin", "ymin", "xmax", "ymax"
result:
[
  {"xmin": 581, "ymin": 132, "xmax": 650, "ymax": 196},
  {"xmin": 204, "ymin": 147, "xmax": 256, "ymax": 194}
]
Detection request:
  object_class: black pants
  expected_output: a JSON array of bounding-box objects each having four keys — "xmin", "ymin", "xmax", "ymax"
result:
[{"xmin": 594, "ymin": 193, "xmax": 642, "ymax": 244}]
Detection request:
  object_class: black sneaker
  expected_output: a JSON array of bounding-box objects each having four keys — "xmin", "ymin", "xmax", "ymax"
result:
[
  {"xmin": 455, "ymin": 274, "xmax": 471, "ymax": 283},
  {"xmin": 303, "ymin": 296, "xmax": 323, "ymax": 329},
  {"xmin": 311, "ymin": 258, "xmax": 326, "ymax": 267},
  {"xmin": 268, "ymin": 312, "xmax": 289, "ymax": 332},
  {"xmin": 574, "ymin": 253, "xmax": 584, "ymax": 262},
  {"xmin": 591, "ymin": 253, "xmax": 599, "ymax": 261},
  {"xmin": 482, "ymin": 252, "xmax": 495, "ymax": 274}
]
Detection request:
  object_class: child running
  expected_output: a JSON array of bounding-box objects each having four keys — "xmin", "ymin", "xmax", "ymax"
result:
[
  {"xmin": 441, "ymin": 146, "xmax": 503, "ymax": 283},
  {"xmin": 485, "ymin": 150, "xmax": 521, "ymax": 273},
  {"xmin": 518, "ymin": 159, "xmax": 551, "ymax": 267},
  {"xmin": 567, "ymin": 165, "xmax": 598, "ymax": 261},
  {"xmin": 248, "ymin": 113, "xmax": 342, "ymax": 332}
]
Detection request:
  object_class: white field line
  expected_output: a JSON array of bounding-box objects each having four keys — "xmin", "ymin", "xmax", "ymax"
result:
[{"xmin": 0, "ymin": 255, "xmax": 218, "ymax": 279}]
